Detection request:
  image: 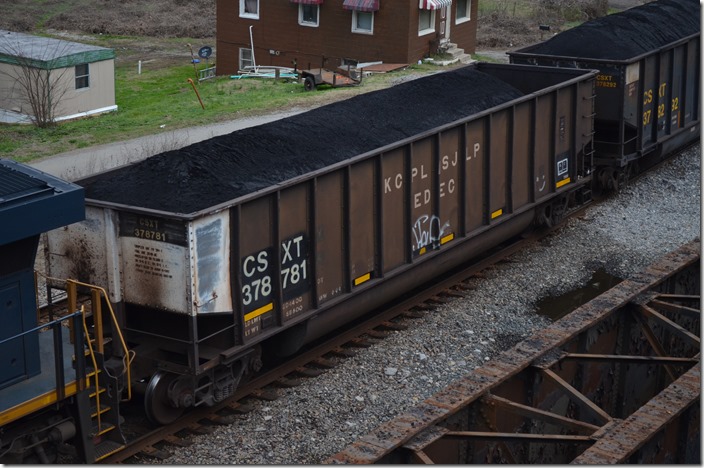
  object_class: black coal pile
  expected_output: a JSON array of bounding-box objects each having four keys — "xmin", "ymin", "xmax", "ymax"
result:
[
  {"xmin": 527, "ymin": 0, "xmax": 699, "ymax": 60},
  {"xmin": 83, "ymin": 66, "xmax": 524, "ymax": 214}
]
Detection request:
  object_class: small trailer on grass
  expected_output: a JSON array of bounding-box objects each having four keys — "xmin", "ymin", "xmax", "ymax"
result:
[{"xmin": 301, "ymin": 66, "xmax": 362, "ymax": 91}]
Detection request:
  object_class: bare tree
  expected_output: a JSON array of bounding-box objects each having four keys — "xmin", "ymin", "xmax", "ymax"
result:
[{"xmin": 0, "ymin": 33, "xmax": 72, "ymax": 127}]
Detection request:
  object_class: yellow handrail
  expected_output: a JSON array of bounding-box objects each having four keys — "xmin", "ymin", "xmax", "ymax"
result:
[{"xmin": 65, "ymin": 280, "xmax": 133, "ymax": 404}]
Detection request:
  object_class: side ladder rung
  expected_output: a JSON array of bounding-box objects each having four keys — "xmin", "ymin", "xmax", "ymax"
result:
[
  {"xmin": 93, "ymin": 421, "xmax": 116, "ymax": 437},
  {"xmin": 90, "ymin": 402, "xmax": 112, "ymax": 418},
  {"xmin": 89, "ymin": 386, "xmax": 106, "ymax": 399}
]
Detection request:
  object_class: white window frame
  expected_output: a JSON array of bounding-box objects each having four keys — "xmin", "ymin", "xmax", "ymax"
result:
[
  {"xmin": 240, "ymin": 0, "xmax": 259, "ymax": 19},
  {"xmin": 352, "ymin": 10, "xmax": 374, "ymax": 35},
  {"xmin": 455, "ymin": 0, "xmax": 471, "ymax": 24},
  {"xmin": 418, "ymin": 9, "xmax": 435, "ymax": 36},
  {"xmin": 75, "ymin": 63, "xmax": 89, "ymax": 90},
  {"xmin": 298, "ymin": 4, "xmax": 319, "ymax": 27},
  {"xmin": 239, "ymin": 47, "xmax": 253, "ymax": 70}
]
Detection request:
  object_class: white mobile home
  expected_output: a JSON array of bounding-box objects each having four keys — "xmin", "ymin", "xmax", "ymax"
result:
[{"xmin": 0, "ymin": 30, "xmax": 117, "ymax": 124}]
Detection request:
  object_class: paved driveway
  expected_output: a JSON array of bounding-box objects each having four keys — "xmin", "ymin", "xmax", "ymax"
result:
[{"xmin": 29, "ymin": 108, "xmax": 306, "ymax": 181}]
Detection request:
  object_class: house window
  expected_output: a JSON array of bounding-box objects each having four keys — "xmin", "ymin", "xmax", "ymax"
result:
[
  {"xmin": 299, "ymin": 5, "xmax": 319, "ymax": 27},
  {"xmin": 239, "ymin": 47, "xmax": 253, "ymax": 70},
  {"xmin": 240, "ymin": 0, "xmax": 259, "ymax": 19},
  {"xmin": 418, "ymin": 9, "xmax": 435, "ymax": 36},
  {"xmin": 352, "ymin": 11, "xmax": 373, "ymax": 34},
  {"xmin": 75, "ymin": 63, "xmax": 89, "ymax": 89},
  {"xmin": 456, "ymin": 0, "xmax": 471, "ymax": 23}
]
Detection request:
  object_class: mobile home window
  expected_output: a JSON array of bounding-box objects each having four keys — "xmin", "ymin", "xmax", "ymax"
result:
[
  {"xmin": 456, "ymin": 0, "xmax": 471, "ymax": 23},
  {"xmin": 299, "ymin": 5, "xmax": 319, "ymax": 27},
  {"xmin": 240, "ymin": 0, "xmax": 259, "ymax": 19},
  {"xmin": 239, "ymin": 47, "xmax": 253, "ymax": 71},
  {"xmin": 418, "ymin": 9, "xmax": 435, "ymax": 35},
  {"xmin": 75, "ymin": 63, "xmax": 89, "ymax": 89},
  {"xmin": 352, "ymin": 11, "xmax": 373, "ymax": 34}
]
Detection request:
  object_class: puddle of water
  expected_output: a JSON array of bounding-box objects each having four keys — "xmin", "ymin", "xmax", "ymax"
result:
[{"xmin": 536, "ymin": 268, "xmax": 623, "ymax": 321}]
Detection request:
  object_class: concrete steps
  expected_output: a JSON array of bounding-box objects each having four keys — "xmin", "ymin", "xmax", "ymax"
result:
[{"xmin": 424, "ymin": 42, "xmax": 475, "ymax": 66}]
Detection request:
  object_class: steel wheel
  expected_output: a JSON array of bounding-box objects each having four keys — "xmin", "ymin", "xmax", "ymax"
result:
[{"xmin": 144, "ymin": 371, "xmax": 185, "ymax": 425}]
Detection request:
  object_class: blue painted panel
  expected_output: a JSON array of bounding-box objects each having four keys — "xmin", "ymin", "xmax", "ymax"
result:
[{"xmin": 0, "ymin": 272, "xmax": 40, "ymax": 389}]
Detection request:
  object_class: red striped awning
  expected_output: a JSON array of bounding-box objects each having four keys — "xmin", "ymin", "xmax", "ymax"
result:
[
  {"xmin": 343, "ymin": 0, "xmax": 380, "ymax": 12},
  {"xmin": 419, "ymin": 0, "xmax": 451, "ymax": 10},
  {"xmin": 290, "ymin": 0, "xmax": 323, "ymax": 4}
]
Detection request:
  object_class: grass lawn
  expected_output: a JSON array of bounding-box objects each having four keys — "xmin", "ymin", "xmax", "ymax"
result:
[{"xmin": 0, "ymin": 43, "xmax": 452, "ymax": 164}]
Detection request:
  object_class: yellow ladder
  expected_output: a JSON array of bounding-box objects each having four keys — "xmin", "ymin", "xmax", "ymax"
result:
[{"xmin": 67, "ymin": 280, "xmax": 133, "ymax": 462}]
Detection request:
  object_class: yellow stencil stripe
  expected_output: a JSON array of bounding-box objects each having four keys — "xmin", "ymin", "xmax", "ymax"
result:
[
  {"xmin": 440, "ymin": 233, "xmax": 455, "ymax": 245},
  {"xmin": 244, "ymin": 302, "xmax": 273, "ymax": 322},
  {"xmin": 491, "ymin": 209, "xmax": 503, "ymax": 219},
  {"xmin": 354, "ymin": 272, "xmax": 371, "ymax": 286},
  {"xmin": 556, "ymin": 177, "xmax": 571, "ymax": 188}
]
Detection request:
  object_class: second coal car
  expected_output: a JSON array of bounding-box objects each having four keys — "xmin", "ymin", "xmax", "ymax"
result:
[
  {"xmin": 45, "ymin": 63, "xmax": 596, "ymax": 424},
  {"xmin": 508, "ymin": 0, "xmax": 700, "ymax": 190}
]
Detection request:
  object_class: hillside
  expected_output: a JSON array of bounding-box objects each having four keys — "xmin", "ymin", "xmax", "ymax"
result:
[
  {"xmin": 0, "ymin": 0, "xmax": 216, "ymax": 38},
  {"xmin": 1, "ymin": 0, "xmax": 647, "ymax": 50}
]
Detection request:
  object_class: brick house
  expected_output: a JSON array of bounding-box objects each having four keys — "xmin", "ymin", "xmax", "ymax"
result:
[{"xmin": 216, "ymin": 0, "xmax": 477, "ymax": 75}]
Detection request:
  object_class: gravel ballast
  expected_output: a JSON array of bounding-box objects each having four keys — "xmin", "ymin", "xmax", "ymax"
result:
[{"xmin": 148, "ymin": 144, "xmax": 700, "ymax": 465}]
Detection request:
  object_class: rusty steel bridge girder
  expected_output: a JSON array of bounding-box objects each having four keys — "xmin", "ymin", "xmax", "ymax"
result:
[{"xmin": 327, "ymin": 240, "xmax": 701, "ymax": 464}]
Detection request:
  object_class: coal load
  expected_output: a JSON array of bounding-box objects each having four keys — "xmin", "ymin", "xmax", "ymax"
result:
[
  {"xmin": 83, "ymin": 67, "xmax": 524, "ymax": 214},
  {"xmin": 527, "ymin": 0, "xmax": 699, "ymax": 60}
]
